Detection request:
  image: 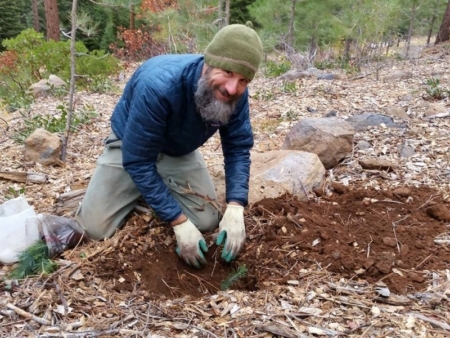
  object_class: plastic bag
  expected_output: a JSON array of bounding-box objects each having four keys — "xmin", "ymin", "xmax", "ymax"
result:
[
  {"xmin": 0, "ymin": 197, "xmax": 87, "ymax": 264},
  {"xmin": 30, "ymin": 214, "xmax": 87, "ymax": 258}
]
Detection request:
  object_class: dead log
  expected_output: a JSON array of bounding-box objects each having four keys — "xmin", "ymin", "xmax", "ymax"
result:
[
  {"xmin": 54, "ymin": 189, "xmax": 86, "ymax": 215},
  {"xmin": 0, "ymin": 171, "xmax": 48, "ymax": 184}
]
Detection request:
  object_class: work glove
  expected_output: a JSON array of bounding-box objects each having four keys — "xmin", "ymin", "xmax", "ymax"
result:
[
  {"xmin": 216, "ymin": 204, "xmax": 245, "ymax": 262},
  {"xmin": 173, "ymin": 219, "xmax": 208, "ymax": 268}
]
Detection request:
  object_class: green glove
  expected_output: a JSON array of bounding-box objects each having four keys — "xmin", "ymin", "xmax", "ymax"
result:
[
  {"xmin": 216, "ymin": 204, "xmax": 245, "ymax": 262},
  {"xmin": 174, "ymin": 219, "xmax": 208, "ymax": 268}
]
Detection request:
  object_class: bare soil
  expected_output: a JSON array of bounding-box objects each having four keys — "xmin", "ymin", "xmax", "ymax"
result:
[{"xmin": 95, "ymin": 184, "xmax": 450, "ymax": 300}]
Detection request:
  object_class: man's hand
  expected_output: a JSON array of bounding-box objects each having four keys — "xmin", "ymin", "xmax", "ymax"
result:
[
  {"xmin": 173, "ymin": 219, "xmax": 208, "ymax": 268},
  {"xmin": 216, "ymin": 204, "xmax": 245, "ymax": 262}
]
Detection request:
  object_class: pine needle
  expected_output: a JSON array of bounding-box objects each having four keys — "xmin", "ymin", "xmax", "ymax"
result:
[
  {"xmin": 9, "ymin": 240, "xmax": 57, "ymax": 280},
  {"xmin": 220, "ymin": 265, "xmax": 248, "ymax": 290}
]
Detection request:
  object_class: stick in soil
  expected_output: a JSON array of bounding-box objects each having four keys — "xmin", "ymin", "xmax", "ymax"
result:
[
  {"xmin": 367, "ymin": 235, "xmax": 373, "ymax": 258},
  {"xmin": 391, "ymin": 222, "xmax": 401, "ymax": 253}
]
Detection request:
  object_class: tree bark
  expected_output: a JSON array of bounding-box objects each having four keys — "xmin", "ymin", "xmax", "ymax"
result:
[
  {"xmin": 344, "ymin": 38, "xmax": 352, "ymax": 62},
  {"xmin": 61, "ymin": 0, "xmax": 78, "ymax": 162},
  {"xmin": 44, "ymin": 0, "xmax": 60, "ymax": 41},
  {"xmin": 286, "ymin": 0, "xmax": 297, "ymax": 55},
  {"xmin": 406, "ymin": 0, "xmax": 417, "ymax": 57},
  {"xmin": 218, "ymin": 0, "xmax": 224, "ymax": 28},
  {"xmin": 32, "ymin": 0, "xmax": 40, "ymax": 32},
  {"xmin": 225, "ymin": 0, "xmax": 230, "ymax": 26},
  {"xmin": 435, "ymin": 0, "xmax": 450, "ymax": 44},
  {"xmin": 427, "ymin": 14, "xmax": 437, "ymax": 46}
]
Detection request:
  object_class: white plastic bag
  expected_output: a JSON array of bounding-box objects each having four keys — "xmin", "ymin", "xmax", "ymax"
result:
[
  {"xmin": 0, "ymin": 197, "xmax": 87, "ymax": 264},
  {"xmin": 0, "ymin": 197, "xmax": 40, "ymax": 264}
]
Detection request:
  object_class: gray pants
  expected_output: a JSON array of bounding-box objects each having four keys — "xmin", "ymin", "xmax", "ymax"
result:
[{"xmin": 75, "ymin": 133, "xmax": 220, "ymax": 240}]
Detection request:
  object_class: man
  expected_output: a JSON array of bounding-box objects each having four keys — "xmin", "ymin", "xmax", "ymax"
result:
[{"xmin": 75, "ymin": 24, "xmax": 263, "ymax": 269}]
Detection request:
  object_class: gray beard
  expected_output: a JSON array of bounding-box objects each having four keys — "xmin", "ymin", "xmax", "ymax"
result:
[{"xmin": 194, "ymin": 76, "xmax": 239, "ymax": 125}]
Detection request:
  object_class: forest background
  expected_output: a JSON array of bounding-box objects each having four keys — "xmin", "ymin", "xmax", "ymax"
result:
[{"xmin": 1, "ymin": 0, "xmax": 450, "ymax": 126}]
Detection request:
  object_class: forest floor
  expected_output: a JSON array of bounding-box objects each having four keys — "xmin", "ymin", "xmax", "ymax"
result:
[{"xmin": 0, "ymin": 41, "xmax": 450, "ymax": 337}]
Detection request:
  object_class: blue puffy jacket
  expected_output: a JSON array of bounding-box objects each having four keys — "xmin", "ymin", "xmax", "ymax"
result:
[{"xmin": 110, "ymin": 54, "xmax": 254, "ymax": 222}]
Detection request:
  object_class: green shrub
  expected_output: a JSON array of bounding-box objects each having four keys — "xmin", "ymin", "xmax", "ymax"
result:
[
  {"xmin": 265, "ymin": 59, "xmax": 291, "ymax": 78},
  {"xmin": 282, "ymin": 81, "xmax": 297, "ymax": 93},
  {"xmin": 12, "ymin": 104, "xmax": 99, "ymax": 143},
  {"xmin": 76, "ymin": 50, "xmax": 121, "ymax": 93},
  {"xmin": 425, "ymin": 78, "xmax": 449, "ymax": 100},
  {"xmin": 315, "ymin": 57, "xmax": 359, "ymax": 75},
  {"xmin": 5, "ymin": 185, "xmax": 25, "ymax": 199},
  {"xmin": 0, "ymin": 29, "xmax": 121, "ymax": 109}
]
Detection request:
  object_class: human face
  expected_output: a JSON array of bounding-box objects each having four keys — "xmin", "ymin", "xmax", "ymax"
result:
[
  {"xmin": 195, "ymin": 67, "xmax": 246, "ymax": 125},
  {"xmin": 205, "ymin": 68, "xmax": 249, "ymax": 102}
]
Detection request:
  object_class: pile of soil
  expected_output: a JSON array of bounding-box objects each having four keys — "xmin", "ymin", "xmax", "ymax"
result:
[{"xmin": 94, "ymin": 185, "xmax": 450, "ymax": 299}]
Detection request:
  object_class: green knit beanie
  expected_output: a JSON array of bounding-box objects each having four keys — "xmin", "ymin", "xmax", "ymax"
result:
[{"xmin": 204, "ymin": 24, "xmax": 263, "ymax": 81}]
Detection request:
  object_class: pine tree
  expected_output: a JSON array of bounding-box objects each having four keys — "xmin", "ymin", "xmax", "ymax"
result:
[
  {"xmin": 435, "ymin": 0, "xmax": 450, "ymax": 44},
  {"xmin": 230, "ymin": 0, "xmax": 256, "ymax": 25},
  {"xmin": 0, "ymin": 0, "xmax": 29, "ymax": 50}
]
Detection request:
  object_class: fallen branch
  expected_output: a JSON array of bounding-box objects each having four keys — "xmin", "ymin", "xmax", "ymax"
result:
[
  {"xmin": 424, "ymin": 111, "xmax": 450, "ymax": 119},
  {"xmin": 0, "ymin": 171, "xmax": 48, "ymax": 184},
  {"xmin": 6, "ymin": 303, "xmax": 51, "ymax": 326},
  {"xmin": 407, "ymin": 312, "xmax": 450, "ymax": 331}
]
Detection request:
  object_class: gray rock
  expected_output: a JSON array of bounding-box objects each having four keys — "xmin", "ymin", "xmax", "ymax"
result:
[
  {"xmin": 29, "ymin": 75, "xmax": 66, "ymax": 98},
  {"xmin": 323, "ymin": 110, "xmax": 337, "ymax": 118},
  {"xmin": 346, "ymin": 112, "xmax": 406, "ymax": 132},
  {"xmin": 356, "ymin": 140, "xmax": 372, "ymax": 150},
  {"xmin": 282, "ymin": 117, "xmax": 354, "ymax": 169},
  {"xmin": 317, "ymin": 74, "xmax": 338, "ymax": 80},
  {"xmin": 279, "ymin": 70, "xmax": 309, "ymax": 81},
  {"xmin": 399, "ymin": 144, "xmax": 415, "ymax": 158},
  {"xmin": 359, "ymin": 158, "xmax": 396, "ymax": 171},
  {"xmin": 383, "ymin": 70, "xmax": 412, "ymax": 83}
]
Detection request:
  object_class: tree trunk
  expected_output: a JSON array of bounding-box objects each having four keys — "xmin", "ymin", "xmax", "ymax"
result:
[
  {"xmin": 130, "ymin": 3, "xmax": 135, "ymax": 31},
  {"xmin": 44, "ymin": 0, "xmax": 60, "ymax": 41},
  {"xmin": 286, "ymin": 0, "xmax": 297, "ymax": 56},
  {"xmin": 32, "ymin": 0, "xmax": 40, "ymax": 31},
  {"xmin": 308, "ymin": 35, "xmax": 317, "ymax": 62},
  {"xmin": 225, "ymin": 0, "xmax": 230, "ymax": 26},
  {"xmin": 344, "ymin": 38, "xmax": 352, "ymax": 62},
  {"xmin": 435, "ymin": 0, "xmax": 450, "ymax": 44},
  {"xmin": 62, "ymin": 0, "xmax": 78, "ymax": 162},
  {"xmin": 218, "ymin": 0, "xmax": 224, "ymax": 28},
  {"xmin": 406, "ymin": 1, "xmax": 417, "ymax": 57},
  {"xmin": 427, "ymin": 14, "xmax": 437, "ymax": 46}
]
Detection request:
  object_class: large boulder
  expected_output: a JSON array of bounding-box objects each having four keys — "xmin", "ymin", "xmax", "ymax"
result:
[
  {"xmin": 24, "ymin": 128, "xmax": 62, "ymax": 165},
  {"xmin": 248, "ymin": 150, "xmax": 325, "ymax": 204},
  {"xmin": 282, "ymin": 117, "xmax": 354, "ymax": 169},
  {"xmin": 29, "ymin": 75, "xmax": 66, "ymax": 98}
]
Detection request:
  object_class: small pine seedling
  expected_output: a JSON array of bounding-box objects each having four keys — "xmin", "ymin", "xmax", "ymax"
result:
[
  {"xmin": 220, "ymin": 265, "xmax": 248, "ymax": 290},
  {"xmin": 9, "ymin": 240, "xmax": 57, "ymax": 280}
]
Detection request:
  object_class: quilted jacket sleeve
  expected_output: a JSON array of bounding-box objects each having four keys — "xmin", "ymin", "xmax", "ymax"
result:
[
  {"xmin": 219, "ymin": 93, "xmax": 254, "ymax": 206},
  {"xmin": 121, "ymin": 79, "xmax": 183, "ymax": 222}
]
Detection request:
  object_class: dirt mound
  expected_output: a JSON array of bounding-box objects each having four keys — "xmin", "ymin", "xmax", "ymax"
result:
[{"xmin": 95, "ymin": 185, "xmax": 449, "ymax": 299}]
